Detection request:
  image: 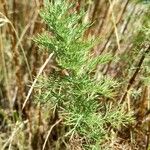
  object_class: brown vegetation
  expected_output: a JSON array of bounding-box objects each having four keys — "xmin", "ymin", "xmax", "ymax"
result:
[{"xmin": 0, "ymin": 0, "xmax": 149, "ymax": 149}]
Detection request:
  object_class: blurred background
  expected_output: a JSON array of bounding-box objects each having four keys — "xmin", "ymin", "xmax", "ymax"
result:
[{"xmin": 0, "ymin": 0, "xmax": 149, "ymax": 149}]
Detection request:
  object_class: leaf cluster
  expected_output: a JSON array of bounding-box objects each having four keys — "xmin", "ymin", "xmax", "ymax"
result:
[{"xmin": 34, "ymin": 0, "xmax": 134, "ymax": 148}]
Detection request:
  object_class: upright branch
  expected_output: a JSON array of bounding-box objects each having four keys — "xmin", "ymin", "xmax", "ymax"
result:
[{"xmin": 34, "ymin": 0, "xmax": 134, "ymax": 149}]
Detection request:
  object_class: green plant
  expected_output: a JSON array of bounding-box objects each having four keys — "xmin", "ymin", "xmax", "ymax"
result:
[{"xmin": 34, "ymin": 0, "xmax": 134, "ymax": 149}]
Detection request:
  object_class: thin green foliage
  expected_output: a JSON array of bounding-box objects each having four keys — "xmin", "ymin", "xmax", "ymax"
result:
[{"xmin": 34, "ymin": 0, "xmax": 134, "ymax": 148}]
